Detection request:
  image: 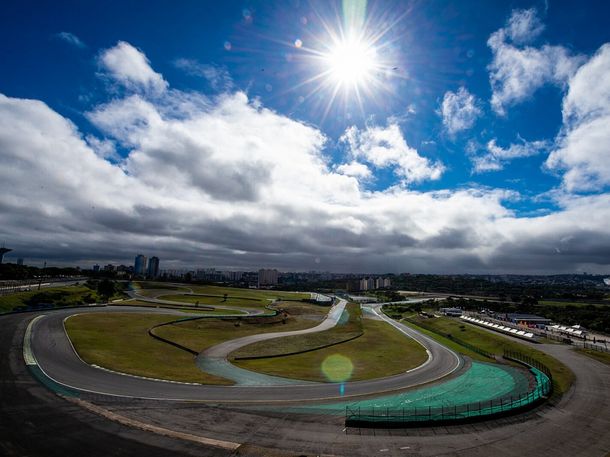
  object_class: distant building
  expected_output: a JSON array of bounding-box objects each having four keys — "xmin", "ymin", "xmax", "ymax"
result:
[
  {"xmin": 258, "ymin": 268, "xmax": 278, "ymax": 287},
  {"xmin": 359, "ymin": 277, "xmax": 375, "ymax": 291},
  {"xmin": 16, "ymin": 258, "xmax": 24, "ymax": 266},
  {"xmin": 134, "ymin": 254, "xmax": 147, "ymax": 276},
  {"xmin": 440, "ymin": 307, "xmax": 463, "ymax": 317},
  {"xmin": 375, "ymin": 277, "xmax": 384, "ymax": 289},
  {"xmin": 92, "ymin": 264, "xmax": 100, "ymax": 272},
  {"xmin": 506, "ymin": 313, "xmax": 552, "ymax": 328},
  {"xmin": 359, "ymin": 278, "xmax": 369, "ymax": 291},
  {"xmin": 383, "ymin": 278, "xmax": 391, "ymax": 288},
  {"xmin": 223, "ymin": 271, "xmax": 244, "ymax": 281},
  {"xmin": 103, "ymin": 264, "xmax": 115, "ymax": 272},
  {"xmin": 147, "ymin": 256, "xmax": 160, "ymax": 278}
]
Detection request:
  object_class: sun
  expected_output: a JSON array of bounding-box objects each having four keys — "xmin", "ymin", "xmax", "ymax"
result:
[
  {"xmin": 285, "ymin": 1, "xmax": 404, "ymax": 121},
  {"xmin": 325, "ymin": 36, "xmax": 377, "ymax": 87}
]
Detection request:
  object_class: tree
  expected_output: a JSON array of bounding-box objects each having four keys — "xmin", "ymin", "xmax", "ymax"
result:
[{"xmin": 97, "ymin": 279, "xmax": 116, "ymax": 301}]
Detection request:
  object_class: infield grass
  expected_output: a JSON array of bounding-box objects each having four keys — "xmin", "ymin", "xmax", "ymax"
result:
[
  {"xmin": 65, "ymin": 313, "xmax": 232, "ymax": 384},
  {"xmin": 233, "ymin": 306, "xmax": 428, "ymax": 382},
  {"xmin": 0, "ymin": 285, "xmax": 100, "ymax": 313},
  {"xmin": 65, "ymin": 311, "xmax": 323, "ymax": 384},
  {"xmin": 576, "ymin": 348, "xmax": 610, "ymax": 365},
  {"xmin": 403, "ymin": 314, "xmax": 574, "ymax": 395}
]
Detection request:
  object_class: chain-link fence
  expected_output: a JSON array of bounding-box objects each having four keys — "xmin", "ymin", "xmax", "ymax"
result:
[{"xmin": 345, "ymin": 351, "xmax": 552, "ymax": 428}]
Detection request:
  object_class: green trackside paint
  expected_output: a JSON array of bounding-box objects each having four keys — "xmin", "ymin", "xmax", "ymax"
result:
[{"xmin": 23, "ymin": 315, "xmax": 80, "ymax": 398}]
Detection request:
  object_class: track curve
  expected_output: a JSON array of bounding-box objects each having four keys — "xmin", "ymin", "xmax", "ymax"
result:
[{"xmin": 29, "ymin": 304, "xmax": 461, "ymax": 402}]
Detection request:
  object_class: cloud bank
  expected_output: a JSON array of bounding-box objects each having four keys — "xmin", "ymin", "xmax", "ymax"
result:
[{"xmin": 1, "ymin": 40, "xmax": 610, "ymax": 274}]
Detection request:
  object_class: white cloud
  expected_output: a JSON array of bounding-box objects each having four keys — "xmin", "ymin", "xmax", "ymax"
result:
[
  {"xmin": 85, "ymin": 135, "xmax": 120, "ymax": 162},
  {"xmin": 488, "ymin": 9, "xmax": 583, "ymax": 115},
  {"xmin": 3, "ymin": 42, "xmax": 610, "ymax": 273},
  {"xmin": 505, "ymin": 8, "xmax": 544, "ymax": 45},
  {"xmin": 174, "ymin": 58, "xmax": 233, "ymax": 91},
  {"xmin": 56, "ymin": 32, "xmax": 86, "ymax": 48},
  {"xmin": 471, "ymin": 137, "xmax": 549, "ymax": 173},
  {"xmin": 341, "ymin": 124, "xmax": 444, "ymax": 184},
  {"xmin": 440, "ymin": 87, "xmax": 482, "ymax": 135},
  {"xmin": 546, "ymin": 44, "xmax": 610, "ymax": 191},
  {"xmin": 336, "ymin": 161, "xmax": 372, "ymax": 180},
  {"xmin": 99, "ymin": 41, "xmax": 168, "ymax": 94}
]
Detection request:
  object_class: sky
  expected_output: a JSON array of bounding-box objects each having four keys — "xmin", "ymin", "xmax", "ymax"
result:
[{"xmin": 1, "ymin": 0, "xmax": 609, "ymax": 274}]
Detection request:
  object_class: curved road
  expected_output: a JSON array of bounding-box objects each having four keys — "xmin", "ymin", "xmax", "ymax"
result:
[
  {"xmin": 2, "ymin": 307, "xmax": 610, "ymax": 456},
  {"xmin": 195, "ymin": 298, "xmax": 348, "ymax": 385},
  {"xmin": 28, "ymin": 303, "xmax": 461, "ymax": 402}
]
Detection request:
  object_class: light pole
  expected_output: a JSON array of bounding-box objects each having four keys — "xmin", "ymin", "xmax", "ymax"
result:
[{"xmin": 38, "ymin": 261, "xmax": 46, "ymax": 291}]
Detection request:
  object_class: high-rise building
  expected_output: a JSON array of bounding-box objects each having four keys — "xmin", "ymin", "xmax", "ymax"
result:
[
  {"xmin": 383, "ymin": 278, "xmax": 392, "ymax": 288},
  {"xmin": 359, "ymin": 277, "xmax": 369, "ymax": 291},
  {"xmin": 147, "ymin": 256, "xmax": 160, "ymax": 278},
  {"xmin": 375, "ymin": 277, "xmax": 384, "ymax": 289},
  {"xmin": 258, "ymin": 268, "xmax": 278, "ymax": 287},
  {"xmin": 16, "ymin": 258, "xmax": 24, "ymax": 266},
  {"xmin": 92, "ymin": 264, "xmax": 100, "ymax": 272},
  {"xmin": 134, "ymin": 254, "xmax": 147, "ymax": 276}
]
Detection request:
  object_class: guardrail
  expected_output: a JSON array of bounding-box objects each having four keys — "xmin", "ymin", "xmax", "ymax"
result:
[{"xmin": 345, "ymin": 351, "xmax": 552, "ymax": 428}]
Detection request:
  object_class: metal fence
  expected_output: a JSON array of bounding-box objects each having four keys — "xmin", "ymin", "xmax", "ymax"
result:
[
  {"xmin": 345, "ymin": 351, "xmax": 552, "ymax": 428},
  {"xmin": 582, "ymin": 341, "xmax": 609, "ymax": 353}
]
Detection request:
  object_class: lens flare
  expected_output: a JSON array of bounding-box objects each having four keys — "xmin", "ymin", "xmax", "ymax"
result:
[
  {"xmin": 321, "ymin": 354, "xmax": 354, "ymax": 382},
  {"xmin": 325, "ymin": 36, "xmax": 377, "ymax": 87}
]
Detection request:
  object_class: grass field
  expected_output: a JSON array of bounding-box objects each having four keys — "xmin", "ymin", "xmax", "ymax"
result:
[
  {"xmin": 65, "ymin": 310, "xmax": 324, "ymax": 384},
  {"xmin": 156, "ymin": 293, "xmax": 268, "ymax": 307},
  {"xmin": 133, "ymin": 281, "xmax": 310, "ymax": 301},
  {"xmin": 65, "ymin": 313, "xmax": 232, "ymax": 384},
  {"xmin": 403, "ymin": 314, "xmax": 574, "ymax": 395},
  {"xmin": 232, "ymin": 303, "xmax": 363, "ymax": 359},
  {"xmin": 0, "ymin": 285, "xmax": 100, "ymax": 313},
  {"xmin": 155, "ymin": 313, "xmax": 320, "ymax": 353},
  {"xmin": 270, "ymin": 300, "xmax": 331, "ymax": 316},
  {"xmin": 539, "ymin": 300, "xmax": 605, "ymax": 308},
  {"xmin": 233, "ymin": 313, "xmax": 428, "ymax": 382},
  {"xmin": 576, "ymin": 348, "xmax": 610, "ymax": 365},
  {"xmin": 132, "ymin": 281, "xmax": 189, "ymax": 292},
  {"xmin": 116, "ymin": 299, "xmax": 247, "ymax": 314}
]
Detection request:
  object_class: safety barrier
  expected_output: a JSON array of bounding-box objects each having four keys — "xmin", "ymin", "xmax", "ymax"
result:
[
  {"xmin": 345, "ymin": 351, "xmax": 552, "ymax": 428},
  {"xmin": 582, "ymin": 342, "xmax": 609, "ymax": 353}
]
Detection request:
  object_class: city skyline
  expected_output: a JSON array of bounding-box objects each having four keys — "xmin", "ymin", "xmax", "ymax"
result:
[{"xmin": 1, "ymin": 1, "xmax": 610, "ymax": 274}]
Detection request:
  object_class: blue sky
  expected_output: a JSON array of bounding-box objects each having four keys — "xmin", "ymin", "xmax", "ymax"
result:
[{"xmin": 1, "ymin": 0, "xmax": 609, "ymax": 273}]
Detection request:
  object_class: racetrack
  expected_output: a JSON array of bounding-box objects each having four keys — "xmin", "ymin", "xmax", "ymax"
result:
[
  {"xmin": 3, "ymin": 306, "xmax": 610, "ymax": 456},
  {"xmin": 28, "ymin": 303, "xmax": 461, "ymax": 401}
]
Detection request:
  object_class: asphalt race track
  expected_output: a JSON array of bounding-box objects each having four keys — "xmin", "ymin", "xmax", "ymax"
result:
[
  {"xmin": 2, "ymin": 307, "xmax": 610, "ymax": 457},
  {"xmin": 28, "ymin": 305, "xmax": 461, "ymax": 401}
]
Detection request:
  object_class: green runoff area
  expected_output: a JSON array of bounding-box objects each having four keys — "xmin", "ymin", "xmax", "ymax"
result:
[
  {"xmin": 64, "ymin": 301, "xmax": 428, "ymax": 384},
  {"xmin": 65, "ymin": 309, "xmax": 322, "ymax": 384},
  {"xmin": 576, "ymin": 348, "xmax": 610, "ymax": 365},
  {"xmin": 115, "ymin": 299, "xmax": 247, "ymax": 315},
  {"xmin": 401, "ymin": 312, "xmax": 574, "ymax": 395},
  {"xmin": 65, "ymin": 313, "xmax": 231, "ymax": 384},
  {"xmin": 132, "ymin": 281, "xmax": 310, "ymax": 303},
  {"xmin": 0, "ymin": 284, "xmax": 106, "ymax": 313},
  {"xmin": 539, "ymin": 300, "xmax": 607, "ymax": 308},
  {"xmin": 232, "ymin": 304, "xmax": 428, "ymax": 383}
]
